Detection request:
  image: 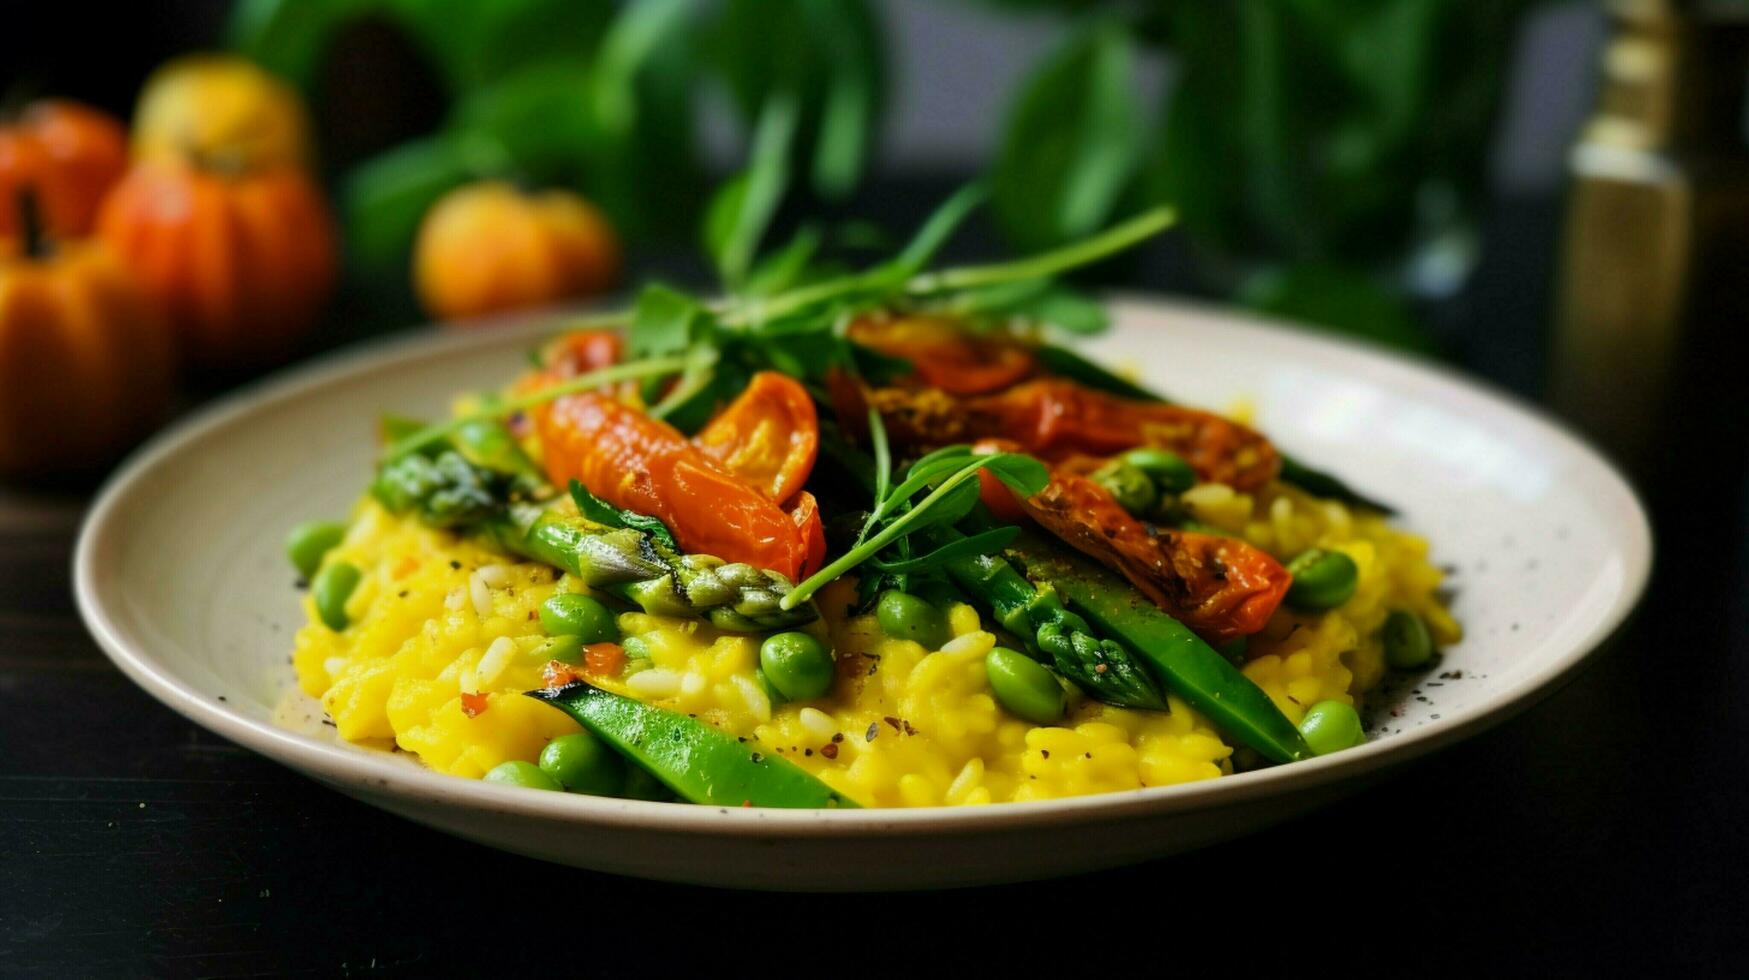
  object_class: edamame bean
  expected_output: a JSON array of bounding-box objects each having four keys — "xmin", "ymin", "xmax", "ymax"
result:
[
  {"xmin": 483, "ymin": 760, "xmax": 563, "ymax": 791},
  {"xmin": 539, "ymin": 593, "xmax": 619, "ymax": 643},
  {"xmin": 1298, "ymin": 700, "xmax": 1364, "ymax": 755},
  {"xmin": 1091, "ymin": 461, "xmax": 1158, "ymax": 516},
  {"xmin": 985, "ymin": 646, "xmax": 1067, "ymax": 724},
  {"xmin": 1122, "ymin": 448, "xmax": 1197, "ymax": 495},
  {"xmin": 759, "ymin": 632, "xmax": 836, "ymax": 700},
  {"xmin": 876, "ymin": 590, "xmax": 950, "ymax": 649},
  {"xmin": 285, "ymin": 520, "xmax": 346, "ymax": 579},
  {"xmin": 1383, "ymin": 610, "xmax": 1434, "ymax": 669},
  {"xmin": 620, "ymin": 635, "xmax": 653, "ymax": 660},
  {"xmin": 538, "ymin": 732, "xmax": 625, "ymax": 795},
  {"xmin": 754, "ymin": 667, "xmax": 789, "ymax": 706},
  {"xmin": 1285, "ymin": 548, "xmax": 1359, "ymax": 610},
  {"xmin": 312, "ymin": 561, "xmax": 361, "ymax": 631}
]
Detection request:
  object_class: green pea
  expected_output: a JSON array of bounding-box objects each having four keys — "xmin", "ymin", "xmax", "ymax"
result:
[
  {"xmin": 876, "ymin": 590, "xmax": 950, "ymax": 649},
  {"xmin": 1122, "ymin": 447, "xmax": 1198, "ymax": 495},
  {"xmin": 483, "ymin": 760, "xmax": 563, "ymax": 791},
  {"xmin": 1091, "ymin": 461, "xmax": 1158, "ymax": 516},
  {"xmin": 620, "ymin": 635, "xmax": 653, "ymax": 660},
  {"xmin": 285, "ymin": 520, "xmax": 346, "ymax": 580},
  {"xmin": 1285, "ymin": 548, "xmax": 1359, "ymax": 610},
  {"xmin": 759, "ymin": 632, "xmax": 836, "ymax": 700},
  {"xmin": 985, "ymin": 646, "xmax": 1067, "ymax": 724},
  {"xmin": 1298, "ymin": 700, "xmax": 1365, "ymax": 755},
  {"xmin": 1383, "ymin": 610, "xmax": 1434, "ymax": 670},
  {"xmin": 754, "ymin": 667, "xmax": 789, "ymax": 706},
  {"xmin": 312, "ymin": 561, "xmax": 361, "ymax": 631},
  {"xmin": 538, "ymin": 732, "xmax": 625, "ymax": 796},
  {"xmin": 539, "ymin": 593, "xmax": 619, "ymax": 643}
]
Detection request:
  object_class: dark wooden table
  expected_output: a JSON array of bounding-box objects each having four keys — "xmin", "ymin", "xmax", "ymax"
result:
[{"xmin": 5, "ymin": 199, "xmax": 1747, "ymax": 976}]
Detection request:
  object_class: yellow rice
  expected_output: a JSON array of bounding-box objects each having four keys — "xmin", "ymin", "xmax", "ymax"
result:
[{"xmin": 292, "ymin": 479, "xmax": 1459, "ymax": 807}]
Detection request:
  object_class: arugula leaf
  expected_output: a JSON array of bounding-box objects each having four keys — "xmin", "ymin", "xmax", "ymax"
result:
[
  {"xmin": 569, "ymin": 480, "xmax": 679, "ymax": 550},
  {"xmin": 627, "ymin": 284, "xmax": 707, "ymax": 359}
]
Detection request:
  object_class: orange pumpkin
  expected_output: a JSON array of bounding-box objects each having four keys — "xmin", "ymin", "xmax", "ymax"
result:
[
  {"xmin": 0, "ymin": 99, "xmax": 128, "ymax": 241},
  {"xmin": 414, "ymin": 181, "xmax": 620, "ymax": 322},
  {"xmin": 96, "ymin": 159, "xmax": 337, "ymax": 372},
  {"xmin": 0, "ymin": 194, "xmax": 173, "ymax": 476}
]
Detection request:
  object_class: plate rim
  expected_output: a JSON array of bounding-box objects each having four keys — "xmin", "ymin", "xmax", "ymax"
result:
[{"xmin": 72, "ymin": 295, "xmax": 1654, "ymax": 836}]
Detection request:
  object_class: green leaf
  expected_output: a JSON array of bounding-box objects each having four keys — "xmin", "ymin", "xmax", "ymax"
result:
[
  {"xmin": 590, "ymin": 0, "xmax": 694, "ymax": 141},
  {"xmin": 569, "ymin": 480, "xmax": 679, "ymax": 551},
  {"xmin": 870, "ymin": 526, "xmax": 1020, "ymax": 574},
  {"xmin": 342, "ymin": 134, "xmax": 477, "ymax": 270},
  {"xmin": 991, "ymin": 20, "xmax": 1143, "ymax": 250},
  {"xmin": 979, "ymin": 453, "xmax": 1050, "ymax": 498},
  {"xmin": 704, "ymin": 94, "xmax": 800, "ymax": 289},
  {"xmin": 627, "ymin": 284, "xmax": 706, "ymax": 359},
  {"xmin": 743, "ymin": 226, "xmax": 824, "ymax": 297},
  {"xmin": 887, "ymin": 183, "xmax": 988, "ymax": 277}
]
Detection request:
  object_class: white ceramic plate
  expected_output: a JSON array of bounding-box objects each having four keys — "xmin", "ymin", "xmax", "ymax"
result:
[{"xmin": 74, "ymin": 297, "xmax": 1651, "ymax": 890}]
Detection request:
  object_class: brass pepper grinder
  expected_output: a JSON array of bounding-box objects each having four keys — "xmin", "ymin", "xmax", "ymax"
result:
[{"xmin": 1550, "ymin": 0, "xmax": 1749, "ymax": 475}]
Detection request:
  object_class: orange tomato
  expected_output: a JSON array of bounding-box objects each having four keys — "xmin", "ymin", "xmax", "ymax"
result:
[
  {"xmin": 0, "ymin": 99, "xmax": 128, "ymax": 241},
  {"xmin": 1015, "ymin": 470, "xmax": 1289, "ymax": 642},
  {"xmin": 691, "ymin": 371, "xmax": 819, "ymax": 505},
  {"xmin": 414, "ymin": 181, "xmax": 620, "ymax": 322},
  {"xmin": 787, "ymin": 491, "xmax": 827, "ymax": 579},
  {"xmin": 537, "ymin": 392, "xmax": 811, "ymax": 581},
  {"xmin": 848, "ymin": 314, "xmax": 1036, "ymax": 395},
  {"xmin": 97, "ymin": 159, "xmax": 337, "ymax": 373}
]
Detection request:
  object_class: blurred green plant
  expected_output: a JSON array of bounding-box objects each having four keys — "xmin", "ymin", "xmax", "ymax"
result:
[
  {"xmin": 980, "ymin": 0, "xmax": 1534, "ymax": 351},
  {"xmin": 228, "ymin": 0, "xmax": 885, "ymax": 271}
]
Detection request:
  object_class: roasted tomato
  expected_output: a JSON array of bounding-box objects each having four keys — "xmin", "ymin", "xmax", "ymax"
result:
[
  {"xmin": 537, "ymin": 392, "xmax": 812, "ymax": 580},
  {"xmin": 848, "ymin": 314, "xmax": 1036, "ymax": 395},
  {"xmin": 1018, "ymin": 473, "xmax": 1289, "ymax": 642},
  {"xmin": 692, "ymin": 371, "xmax": 819, "ymax": 505},
  {"xmin": 867, "ymin": 379, "xmax": 1280, "ymax": 492},
  {"xmin": 787, "ymin": 491, "xmax": 828, "ymax": 579}
]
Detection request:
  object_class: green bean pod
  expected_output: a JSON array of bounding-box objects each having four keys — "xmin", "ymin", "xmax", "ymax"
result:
[
  {"xmin": 528, "ymin": 682, "xmax": 859, "ymax": 808},
  {"xmin": 1003, "ymin": 533, "xmax": 1312, "ymax": 764}
]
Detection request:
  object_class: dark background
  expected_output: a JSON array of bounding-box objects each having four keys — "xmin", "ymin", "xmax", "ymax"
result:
[{"xmin": 4, "ymin": 3, "xmax": 1748, "ymax": 976}]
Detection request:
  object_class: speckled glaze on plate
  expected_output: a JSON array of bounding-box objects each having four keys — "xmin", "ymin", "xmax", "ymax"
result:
[{"xmin": 74, "ymin": 297, "xmax": 1652, "ymax": 890}]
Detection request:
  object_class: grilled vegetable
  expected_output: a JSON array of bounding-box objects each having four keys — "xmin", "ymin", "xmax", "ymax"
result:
[
  {"xmin": 373, "ymin": 422, "xmax": 817, "ymax": 632},
  {"xmin": 1002, "ymin": 532, "xmax": 1312, "ymax": 764},
  {"xmin": 863, "ymin": 379, "xmax": 1282, "ymax": 492},
  {"xmin": 529, "ymin": 681, "xmax": 859, "ymax": 808},
  {"xmin": 924, "ymin": 525, "xmax": 1168, "ymax": 712},
  {"xmin": 979, "ymin": 453, "xmax": 1290, "ymax": 644},
  {"xmin": 537, "ymin": 390, "xmax": 816, "ymax": 581}
]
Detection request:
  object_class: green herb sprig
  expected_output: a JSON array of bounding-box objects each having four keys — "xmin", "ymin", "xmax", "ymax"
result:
[{"xmin": 780, "ymin": 412, "xmax": 1049, "ymax": 610}]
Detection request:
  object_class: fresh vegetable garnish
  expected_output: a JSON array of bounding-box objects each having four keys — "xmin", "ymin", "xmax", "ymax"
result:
[
  {"xmin": 529, "ymin": 681, "xmax": 859, "ymax": 808},
  {"xmin": 1002, "ymin": 533, "xmax": 1313, "ymax": 764}
]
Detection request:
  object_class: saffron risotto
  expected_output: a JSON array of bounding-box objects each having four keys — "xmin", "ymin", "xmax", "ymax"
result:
[{"xmin": 293, "ymin": 480, "xmax": 1459, "ymax": 808}]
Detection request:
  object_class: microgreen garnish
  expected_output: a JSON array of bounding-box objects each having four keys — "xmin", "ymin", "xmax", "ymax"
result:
[{"xmin": 781, "ymin": 413, "xmax": 1049, "ymax": 610}]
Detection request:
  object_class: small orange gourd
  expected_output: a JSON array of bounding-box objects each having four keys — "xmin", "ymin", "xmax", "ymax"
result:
[
  {"xmin": 0, "ymin": 193, "xmax": 174, "ymax": 476},
  {"xmin": 414, "ymin": 181, "xmax": 620, "ymax": 323},
  {"xmin": 0, "ymin": 99, "xmax": 128, "ymax": 241},
  {"xmin": 97, "ymin": 159, "xmax": 337, "ymax": 373}
]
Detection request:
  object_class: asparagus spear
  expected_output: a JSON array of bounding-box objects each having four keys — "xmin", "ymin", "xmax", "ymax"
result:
[
  {"xmin": 931, "ymin": 529, "xmax": 1168, "ymax": 712},
  {"xmin": 372, "ymin": 424, "xmax": 818, "ymax": 632},
  {"xmin": 1002, "ymin": 530, "xmax": 1312, "ymax": 763}
]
